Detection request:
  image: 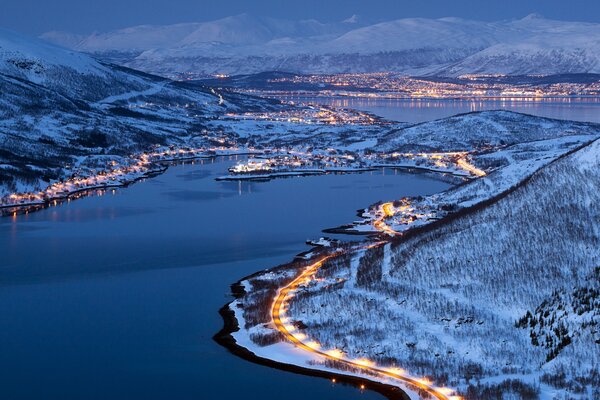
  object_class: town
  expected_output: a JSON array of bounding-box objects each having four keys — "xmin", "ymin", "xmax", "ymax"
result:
[
  {"xmin": 0, "ymin": 144, "xmax": 254, "ymax": 215},
  {"xmin": 237, "ymin": 72, "xmax": 600, "ymax": 99},
  {"xmin": 219, "ymin": 149, "xmax": 485, "ymax": 181},
  {"xmin": 224, "ymin": 103, "xmax": 383, "ymax": 125}
]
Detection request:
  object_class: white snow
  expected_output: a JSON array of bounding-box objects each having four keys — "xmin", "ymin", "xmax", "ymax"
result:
[
  {"xmin": 0, "ymin": 28, "xmax": 108, "ymax": 78},
  {"xmin": 40, "ymin": 14, "xmax": 600, "ymax": 76}
]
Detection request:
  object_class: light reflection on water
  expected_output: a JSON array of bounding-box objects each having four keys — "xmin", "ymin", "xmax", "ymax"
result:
[{"xmin": 280, "ymin": 96, "xmax": 600, "ymax": 123}]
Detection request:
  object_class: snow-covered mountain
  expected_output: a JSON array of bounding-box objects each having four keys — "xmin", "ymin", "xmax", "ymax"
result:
[
  {"xmin": 0, "ymin": 28, "xmax": 275, "ymax": 196},
  {"xmin": 41, "ymin": 14, "xmax": 600, "ymax": 77},
  {"xmin": 375, "ymin": 110, "xmax": 600, "ymax": 152},
  {"xmin": 41, "ymin": 14, "xmax": 361, "ymax": 57}
]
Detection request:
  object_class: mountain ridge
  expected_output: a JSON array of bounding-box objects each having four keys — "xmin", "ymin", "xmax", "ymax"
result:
[{"xmin": 40, "ymin": 14, "xmax": 600, "ymax": 77}]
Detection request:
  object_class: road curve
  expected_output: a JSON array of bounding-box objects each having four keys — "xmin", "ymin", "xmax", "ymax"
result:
[
  {"xmin": 373, "ymin": 202, "xmax": 400, "ymax": 236},
  {"xmin": 271, "ymin": 247, "xmax": 459, "ymax": 400}
]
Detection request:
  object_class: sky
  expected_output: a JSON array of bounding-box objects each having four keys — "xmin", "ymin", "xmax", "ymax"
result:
[{"xmin": 2, "ymin": 0, "xmax": 598, "ymax": 35}]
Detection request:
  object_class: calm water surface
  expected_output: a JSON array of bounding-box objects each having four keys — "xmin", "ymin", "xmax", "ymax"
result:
[
  {"xmin": 0, "ymin": 157, "xmax": 450, "ymax": 400},
  {"xmin": 283, "ymin": 96, "xmax": 600, "ymax": 124}
]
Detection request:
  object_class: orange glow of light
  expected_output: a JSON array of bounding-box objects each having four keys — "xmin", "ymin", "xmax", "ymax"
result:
[
  {"xmin": 293, "ymin": 332, "xmax": 307, "ymax": 340},
  {"xmin": 417, "ymin": 378, "xmax": 432, "ymax": 386},
  {"xmin": 381, "ymin": 202, "xmax": 395, "ymax": 217},
  {"xmin": 326, "ymin": 349, "xmax": 344, "ymax": 358},
  {"xmin": 386, "ymin": 367, "xmax": 406, "ymax": 375},
  {"xmin": 354, "ymin": 358, "xmax": 375, "ymax": 368},
  {"xmin": 305, "ymin": 341, "xmax": 321, "ymax": 350},
  {"xmin": 373, "ymin": 219, "xmax": 398, "ymax": 236},
  {"xmin": 437, "ymin": 387, "xmax": 455, "ymax": 395},
  {"xmin": 456, "ymin": 157, "xmax": 486, "ymax": 177}
]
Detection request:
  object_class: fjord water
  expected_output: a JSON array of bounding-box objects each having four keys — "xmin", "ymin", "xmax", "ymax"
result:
[
  {"xmin": 286, "ymin": 97, "xmax": 600, "ymax": 124},
  {"xmin": 0, "ymin": 157, "xmax": 450, "ymax": 400}
]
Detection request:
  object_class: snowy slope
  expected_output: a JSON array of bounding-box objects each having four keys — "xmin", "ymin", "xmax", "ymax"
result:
[
  {"xmin": 283, "ymin": 136, "xmax": 600, "ymax": 399},
  {"xmin": 0, "ymin": 27, "xmax": 161, "ymax": 101},
  {"xmin": 0, "ymin": 28, "xmax": 106, "ymax": 75},
  {"xmin": 321, "ymin": 17, "xmax": 505, "ymax": 53},
  {"xmin": 0, "ymin": 29, "xmax": 277, "ymax": 196},
  {"xmin": 42, "ymin": 23, "xmax": 202, "ymax": 53},
  {"xmin": 42, "ymin": 14, "xmax": 359, "ymax": 53},
  {"xmin": 439, "ymin": 15, "xmax": 600, "ymax": 76},
  {"xmin": 375, "ymin": 110, "xmax": 600, "ymax": 152},
  {"xmin": 41, "ymin": 14, "xmax": 600, "ymax": 76}
]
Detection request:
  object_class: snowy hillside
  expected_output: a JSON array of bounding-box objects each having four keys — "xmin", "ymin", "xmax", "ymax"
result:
[
  {"xmin": 41, "ymin": 14, "xmax": 600, "ymax": 77},
  {"xmin": 1, "ymin": 28, "xmax": 106, "ymax": 76},
  {"xmin": 42, "ymin": 14, "xmax": 357, "ymax": 53},
  {"xmin": 282, "ymin": 136, "xmax": 600, "ymax": 399},
  {"xmin": 224, "ymin": 106, "xmax": 600, "ymax": 399},
  {"xmin": 0, "ymin": 29, "xmax": 277, "ymax": 198},
  {"xmin": 0, "ymin": 28, "xmax": 144, "ymax": 101},
  {"xmin": 375, "ymin": 110, "xmax": 600, "ymax": 152}
]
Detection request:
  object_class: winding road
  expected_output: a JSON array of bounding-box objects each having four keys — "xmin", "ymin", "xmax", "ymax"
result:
[
  {"xmin": 268, "ymin": 153, "xmax": 486, "ymax": 399},
  {"xmin": 372, "ymin": 202, "xmax": 400, "ymax": 236},
  {"xmin": 271, "ymin": 247, "xmax": 460, "ymax": 400}
]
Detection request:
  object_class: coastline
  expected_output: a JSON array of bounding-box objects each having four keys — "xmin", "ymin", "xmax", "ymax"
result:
[
  {"xmin": 213, "ymin": 268, "xmax": 411, "ymax": 400},
  {"xmin": 0, "ymin": 166, "xmax": 167, "ymax": 217},
  {"xmin": 216, "ymin": 165, "xmax": 465, "ymax": 183},
  {"xmin": 0, "ymin": 151, "xmax": 259, "ymax": 217},
  {"xmin": 213, "ymin": 137, "xmax": 598, "ymax": 400}
]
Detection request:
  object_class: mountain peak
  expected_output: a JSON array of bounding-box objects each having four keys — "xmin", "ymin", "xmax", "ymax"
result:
[
  {"xmin": 38, "ymin": 14, "xmax": 600, "ymax": 77},
  {"xmin": 522, "ymin": 13, "xmax": 545, "ymax": 20},
  {"xmin": 0, "ymin": 28, "xmax": 104, "ymax": 76}
]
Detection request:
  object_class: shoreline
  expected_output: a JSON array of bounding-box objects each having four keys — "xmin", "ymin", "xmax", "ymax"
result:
[
  {"xmin": 215, "ymin": 167, "xmax": 378, "ymax": 181},
  {"xmin": 213, "ymin": 138, "xmax": 596, "ymax": 399},
  {"xmin": 213, "ymin": 270, "xmax": 410, "ymax": 400},
  {"xmin": 216, "ymin": 165, "xmax": 465, "ymax": 182},
  {"xmin": 213, "ymin": 197, "xmax": 487, "ymax": 400},
  {"xmin": 0, "ymin": 151, "xmax": 259, "ymax": 217},
  {"xmin": 0, "ymin": 166, "xmax": 167, "ymax": 217}
]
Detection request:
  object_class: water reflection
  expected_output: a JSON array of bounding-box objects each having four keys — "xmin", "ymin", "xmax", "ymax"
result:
[
  {"xmin": 280, "ymin": 96, "xmax": 600, "ymax": 123},
  {"xmin": 164, "ymin": 189, "xmax": 237, "ymax": 201},
  {"xmin": 175, "ymin": 169, "xmax": 213, "ymax": 181}
]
